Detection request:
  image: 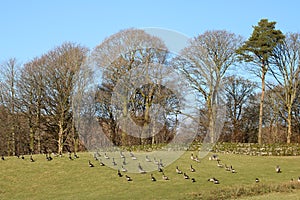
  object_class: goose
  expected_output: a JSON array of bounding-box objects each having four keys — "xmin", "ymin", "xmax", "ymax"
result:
[
  {"xmin": 93, "ymin": 152, "xmax": 98, "ymax": 160},
  {"xmin": 159, "ymin": 159, "xmax": 164, "ymax": 167},
  {"xmin": 112, "ymin": 157, "xmax": 117, "ymax": 166},
  {"xmin": 122, "ymin": 157, "xmax": 127, "ymax": 165},
  {"xmin": 89, "ymin": 160, "xmax": 94, "ymax": 167},
  {"xmin": 162, "ymin": 173, "xmax": 169, "ymax": 180},
  {"xmin": 275, "ymin": 165, "xmax": 281, "ymax": 173},
  {"xmin": 208, "ymin": 177, "xmax": 219, "ymax": 184},
  {"xmin": 74, "ymin": 153, "xmax": 79, "ymax": 159},
  {"xmin": 191, "ymin": 153, "xmax": 195, "ymax": 160},
  {"xmin": 225, "ymin": 164, "xmax": 231, "ymax": 171},
  {"xmin": 190, "ymin": 165, "xmax": 196, "ymax": 172},
  {"xmin": 68, "ymin": 152, "xmax": 73, "ymax": 160},
  {"xmin": 121, "ymin": 165, "xmax": 127, "ymax": 172},
  {"xmin": 230, "ymin": 166, "xmax": 236, "ymax": 173},
  {"xmin": 125, "ymin": 175, "xmax": 132, "ymax": 181},
  {"xmin": 183, "ymin": 173, "xmax": 189, "ymax": 179},
  {"xmin": 176, "ymin": 166, "xmax": 183, "ymax": 174},
  {"xmin": 194, "ymin": 155, "xmax": 200, "ymax": 162},
  {"xmin": 255, "ymin": 178, "xmax": 260, "ymax": 183},
  {"xmin": 138, "ymin": 163, "xmax": 146, "ymax": 174},
  {"xmin": 157, "ymin": 164, "xmax": 163, "ymax": 173},
  {"xmin": 120, "ymin": 151, "xmax": 125, "ymax": 159},
  {"xmin": 48, "ymin": 153, "xmax": 53, "ymax": 161},
  {"xmin": 21, "ymin": 155, "xmax": 25, "ymax": 160},
  {"xmin": 191, "ymin": 178, "xmax": 196, "ymax": 182},
  {"xmin": 298, "ymin": 177, "xmax": 300, "ymax": 183},
  {"xmin": 30, "ymin": 155, "xmax": 35, "ymax": 162},
  {"xmin": 217, "ymin": 160, "xmax": 223, "ymax": 168},
  {"xmin": 117, "ymin": 169, "xmax": 123, "ymax": 177},
  {"xmin": 1, "ymin": 155, "xmax": 5, "ymax": 160},
  {"xmin": 104, "ymin": 153, "xmax": 109, "ymax": 159},
  {"xmin": 129, "ymin": 152, "xmax": 137, "ymax": 160},
  {"xmin": 213, "ymin": 178, "xmax": 220, "ymax": 184},
  {"xmin": 99, "ymin": 159, "xmax": 105, "ymax": 166},
  {"xmin": 145, "ymin": 155, "xmax": 151, "ymax": 162},
  {"xmin": 151, "ymin": 174, "xmax": 156, "ymax": 181}
]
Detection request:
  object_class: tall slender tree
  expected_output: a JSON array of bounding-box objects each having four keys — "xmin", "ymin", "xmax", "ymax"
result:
[{"xmin": 236, "ymin": 19, "xmax": 285, "ymax": 144}]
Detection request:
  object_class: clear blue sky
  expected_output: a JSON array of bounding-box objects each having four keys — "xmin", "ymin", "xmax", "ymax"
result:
[{"xmin": 1, "ymin": 0, "xmax": 300, "ymax": 63}]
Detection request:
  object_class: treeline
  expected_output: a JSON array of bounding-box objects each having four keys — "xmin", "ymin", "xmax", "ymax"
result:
[{"xmin": 0, "ymin": 19, "xmax": 299, "ymax": 156}]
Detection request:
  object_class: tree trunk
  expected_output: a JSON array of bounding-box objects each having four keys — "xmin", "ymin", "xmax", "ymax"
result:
[
  {"xmin": 29, "ymin": 126, "xmax": 34, "ymax": 153},
  {"xmin": 287, "ymin": 106, "xmax": 292, "ymax": 144},
  {"xmin": 258, "ymin": 64, "xmax": 266, "ymax": 145},
  {"xmin": 58, "ymin": 121, "xmax": 64, "ymax": 155}
]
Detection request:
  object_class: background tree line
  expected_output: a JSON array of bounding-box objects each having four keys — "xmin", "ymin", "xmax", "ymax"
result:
[{"xmin": 0, "ymin": 19, "xmax": 299, "ymax": 156}]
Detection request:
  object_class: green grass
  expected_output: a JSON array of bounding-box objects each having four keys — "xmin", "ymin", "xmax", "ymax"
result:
[{"xmin": 0, "ymin": 151, "xmax": 300, "ymax": 200}]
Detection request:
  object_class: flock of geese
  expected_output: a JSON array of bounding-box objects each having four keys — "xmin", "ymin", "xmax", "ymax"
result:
[
  {"xmin": 2, "ymin": 152, "xmax": 300, "ymax": 184},
  {"xmin": 86, "ymin": 151, "xmax": 300, "ymax": 184}
]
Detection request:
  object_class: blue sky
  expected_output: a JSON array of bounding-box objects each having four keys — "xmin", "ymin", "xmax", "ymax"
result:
[{"xmin": 1, "ymin": 0, "xmax": 300, "ymax": 63}]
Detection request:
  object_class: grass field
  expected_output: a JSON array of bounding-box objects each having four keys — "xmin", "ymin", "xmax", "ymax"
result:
[{"xmin": 0, "ymin": 151, "xmax": 300, "ymax": 200}]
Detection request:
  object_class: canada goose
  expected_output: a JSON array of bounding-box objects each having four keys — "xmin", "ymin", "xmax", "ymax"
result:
[
  {"xmin": 99, "ymin": 159, "xmax": 105, "ymax": 166},
  {"xmin": 145, "ymin": 155, "xmax": 151, "ymax": 162},
  {"xmin": 298, "ymin": 177, "xmax": 300, "ymax": 183},
  {"xmin": 138, "ymin": 163, "xmax": 146, "ymax": 174},
  {"xmin": 93, "ymin": 152, "xmax": 98, "ymax": 160},
  {"xmin": 191, "ymin": 178, "xmax": 196, "ymax": 182},
  {"xmin": 162, "ymin": 173, "xmax": 169, "ymax": 180},
  {"xmin": 129, "ymin": 152, "xmax": 137, "ymax": 160},
  {"xmin": 191, "ymin": 153, "xmax": 195, "ymax": 160},
  {"xmin": 74, "ymin": 153, "xmax": 79, "ymax": 159},
  {"xmin": 120, "ymin": 151, "xmax": 125, "ymax": 158},
  {"xmin": 255, "ymin": 178, "xmax": 260, "ymax": 183},
  {"xmin": 225, "ymin": 164, "xmax": 231, "ymax": 171},
  {"xmin": 89, "ymin": 160, "xmax": 94, "ymax": 167},
  {"xmin": 158, "ymin": 164, "xmax": 163, "ymax": 173},
  {"xmin": 194, "ymin": 155, "xmax": 200, "ymax": 162},
  {"xmin": 21, "ymin": 155, "xmax": 25, "ymax": 160},
  {"xmin": 30, "ymin": 155, "xmax": 35, "ymax": 162},
  {"xmin": 151, "ymin": 174, "xmax": 156, "ymax": 181},
  {"xmin": 122, "ymin": 157, "xmax": 127, "ymax": 165},
  {"xmin": 231, "ymin": 166, "xmax": 236, "ymax": 173},
  {"xmin": 104, "ymin": 153, "xmax": 109, "ymax": 159},
  {"xmin": 217, "ymin": 160, "xmax": 223, "ymax": 168},
  {"xmin": 125, "ymin": 175, "xmax": 132, "ymax": 181},
  {"xmin": 68, "ymin": 152, "xmax": 73, "ymax": 160},
  {"xmin": 190, "ymin": 165, "xmax": 196, "ymax": 172},
  {"xmin": 208, "ymin": 177, "xmax": 219, "ymax": 184},
  {"xmin": 214, "ymin": 179, "xmax": 220, "ymax": 184},
  {"xmin": 275, "ymin": 165, "xmax": 281, "ymax": 173},
  {"xmin": 159, "ymin": 159, "xmax": 164, "ymax": 167},
  {"xmin": 117, "ymin": 169, "xmax": 123, "ymax": 177},
  {"xmin": 176, "ymin": 166, "xmax": 183, "ymax": 174},
  {"xmin": 121, "ymin": 165, "xmax": 127, "ymax": 172},
  {"xmin": 1, "ymin": 155, "xmax": 4, "ymax": 160},
  {"xmin": 112, "ymin": 157, "xmax": 117, "ymax": 166},
  {"xmin": 183, "ymin": 173, "xmax": 189, "ymax": 179}
]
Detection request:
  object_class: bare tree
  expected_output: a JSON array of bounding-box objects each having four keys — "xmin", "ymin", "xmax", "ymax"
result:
[
  {"xmin": 270, "ymin": 33, "xmax": 300, "ymax": 143},
  {"xmin": 92, "ymin": 28, "xmax": 175, "ymax": 146},
  {"xmin": 176, "ymin": 30, "xmax": 243, "ymax": 143},
  {"xmin": 224, "ymin": 76, "xmax": 256, "ymax": 142},
  {"xmin": 0, "ymin": 58, "xmax": 20, "ymax": 155},
  {"xmin": 42, "ymin": 42, "xmax": 88, "ymax": 155}
]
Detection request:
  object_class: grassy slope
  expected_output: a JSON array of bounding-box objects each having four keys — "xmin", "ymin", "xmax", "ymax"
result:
[{"xmin": 0, "ymin": 152, "xmax": 300, "ymax": 200}]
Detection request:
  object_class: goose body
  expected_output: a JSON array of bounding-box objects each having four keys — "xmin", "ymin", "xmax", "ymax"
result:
[
  {"xmin": 125, "ymin": 175, "xmax": 132, "ymax": 181},
  {"xmin": 176, "ymin": 166, "xmax": 182, "ymax": 174},
  {"xmin": 151, "ymin": 174, "xmax": 156, "ymax": 181},
  {"xmin": 275, "ymin": 165, "xmax": 281, "ymax": 173},
  {"xmin": 162, "ymin": 173, "xmax": 169, "ymax": 180},
  {"xmin": 183, "ymin": 173, "xmax": 189, "ymax": 179},
  {"xmin": 89, "ymin": 160, "xmax": 94, "ymax": 167}
]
